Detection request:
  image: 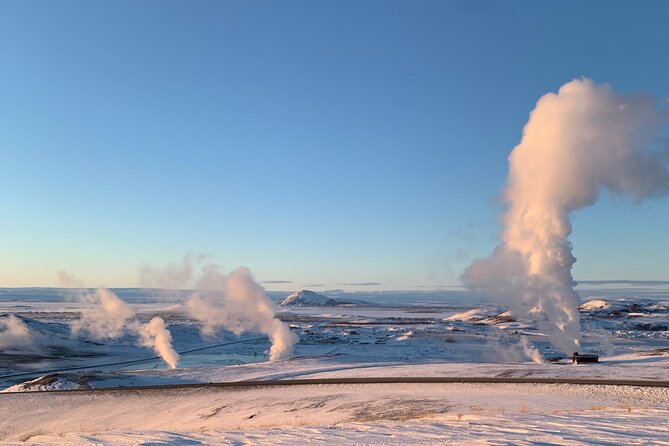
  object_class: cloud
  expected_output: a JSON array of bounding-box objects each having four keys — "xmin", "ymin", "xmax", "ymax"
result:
[
  {"xmin": 262, "ymin": 280, "xmax": 293, "ymax": 284},
  {"xmin": 576, "ymin": 280, "xmax": 669, "ymax": 286},
  {"xmin": 338, "ymin": 282, "xmax": 382, "ymax": 286}
]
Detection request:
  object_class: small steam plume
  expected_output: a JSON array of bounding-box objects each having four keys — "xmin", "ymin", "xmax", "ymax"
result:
[
  {"xmin": 136, "ymin": 317, "xmax": 180, "ymax": 369},
  {"xmin": 481, "ymin": 330, "xmax": 544, "ymax": 364},
  {"xmin": 59, "ymin": 272, "xmax": 179, "ymax": 368},
  {"xmin": 0, "ymin": 315, "xmax": 36, "ymax": 352},
  {"xmin": 71, "ymin": 287, "xmax": 136, "ymax": 339},
  {"xmin": 463, "ymin": 79, "xmax": 669, "ymax": 356},
  {"xmin": 520, "ymin": 337, "xmax": 544, "ymax": 364},
  {"xmin": 140, "ymin": 257, "xmax": 298, "ymax": 361}
]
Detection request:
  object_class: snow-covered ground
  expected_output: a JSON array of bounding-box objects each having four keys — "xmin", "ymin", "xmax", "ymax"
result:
[
  {"xmin": 1, "ymin": 287, "xmax": 668, "ymax": 444},
  {"xmin": 1, "ymin": 382, "xmax": 668, "ymax": 444}
]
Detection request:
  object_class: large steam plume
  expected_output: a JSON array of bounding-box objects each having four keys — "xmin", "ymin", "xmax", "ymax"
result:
[
  {"xmin": 463, "ymin": 79, "xmax": 669, "ymax": 355},
  {"xmin": 140, "ymin": 257, "xmax": 298, "ymax": 361}
]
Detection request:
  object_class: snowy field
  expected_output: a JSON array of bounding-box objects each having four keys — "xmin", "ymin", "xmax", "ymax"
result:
[
  {"xmin": 2, "ymin": 382, "xmax": 669, "ymax": 445},
  {"xmin": 1, "ymin": 285, "xmax": 668, "ymax": 444}
]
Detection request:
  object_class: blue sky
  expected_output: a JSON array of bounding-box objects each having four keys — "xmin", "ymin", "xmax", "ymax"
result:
[{"xmin": 1, "ymin": 0, "xmax": 668, "ymax": 289}]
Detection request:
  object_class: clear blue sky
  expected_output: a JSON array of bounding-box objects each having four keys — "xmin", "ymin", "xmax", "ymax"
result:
[{"xmin": 1, "ymin": 0, "xmax": 668, "ymax": 289}]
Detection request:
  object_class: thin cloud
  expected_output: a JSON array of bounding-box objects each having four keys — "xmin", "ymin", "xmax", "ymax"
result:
[
  {"xmin": 262, "ymin": 280, "xmax": 293, "ymax": 284},
  {"xmin": 577, "ymin": 280, "xmax": 669, "ymax": 286},
  {"xmin": 338, "ymin": 282, "xmax": 382, "ymax": 286}
]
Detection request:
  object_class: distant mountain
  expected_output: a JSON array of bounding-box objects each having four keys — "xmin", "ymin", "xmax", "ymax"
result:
[
  {"xmin": 278, "ymin": 290, "xmax": 370, "ymax": 307},
  {"xmin": 279, "ymin": 290, "xmax": 335, "ymax": 306}
]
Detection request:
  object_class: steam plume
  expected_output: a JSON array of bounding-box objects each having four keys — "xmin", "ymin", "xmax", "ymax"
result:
[
  {"xmin": 137, "ymin": 317, "xmax": 180, "ymax": 369},
  {"xmin": 186, "ymin": 266, "xmax": 299, "ymax": 361},
  {"xmin": 72, "ymin": 287, "xmax": 136, "ymax": 339},
  {"xmin": 463, "ymin": 79, "xmax": 669, "ymax": 355},
  {"xmin": 140, "ymin": 257, "xmax": 298, "ymax": 361},
  {"xmin": 0, "ymin": 315, "xmax": 35, "ymax": 352},
  {"xmin": 60, "ymin": 273, "xmax": 179, "ymax": 368}
]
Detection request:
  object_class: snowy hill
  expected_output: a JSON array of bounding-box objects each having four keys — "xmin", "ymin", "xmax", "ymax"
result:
[
  {"xmin": 278, "ymin": 290, "xmax": 370, "ymax": 307},
  {"xmin": 279, "ymin": 290, "xmax": 336, "ymax": 306}
]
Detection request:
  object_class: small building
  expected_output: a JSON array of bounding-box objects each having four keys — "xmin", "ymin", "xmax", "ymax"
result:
[{"xmin": 572, "ymin": 352, "xmax": 599, "ymax": 364}]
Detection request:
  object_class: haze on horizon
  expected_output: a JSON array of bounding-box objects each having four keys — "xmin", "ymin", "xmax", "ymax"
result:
[{"xmin": 2, "ymin": 0, "xmax": 669, "ymax": 290}]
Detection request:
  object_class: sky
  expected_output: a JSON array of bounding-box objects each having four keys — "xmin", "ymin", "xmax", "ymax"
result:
[{"xmin": 1, "ymin": 0, "xmax": 668, "ymax": 290}]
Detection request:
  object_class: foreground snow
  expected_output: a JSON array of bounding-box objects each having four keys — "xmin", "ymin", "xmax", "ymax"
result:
[
  {"xmin": 1, "ymin": 381, "xmax": 668, "ymax": 445},
  {"xmin": 16, "ymin": 409, "xmax": 667, "ymax": 446}
]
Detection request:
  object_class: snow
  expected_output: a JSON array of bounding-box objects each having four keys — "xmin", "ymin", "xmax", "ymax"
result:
[
  {"xmin": 444, "ymin": 305, "xmax": 502, "ymax": 321},
  {"xmin": 1, "ymin": 374, "xmax": 85, "ymax": 392},
  {"xmin": 278, "ymin": 290, "xmax": 370, "ymax": 307},
  {"xmin": 9, "ymin": 411, "xmax": 669, "ymax": 445},
  {"xmin": 1, "ymin": 381, "xmax": 668, "ymax": 444},
  {"xmin": 395, "ymin": 331, "xmax": 414, "ymax": 341},
  {"xmin": 580, "ymin": 299, "xmax": 611, "ymax": 311}
]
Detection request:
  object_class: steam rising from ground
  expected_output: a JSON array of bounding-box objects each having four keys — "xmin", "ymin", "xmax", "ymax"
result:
[
  {"xmin": 59, "ymin": 274, "xmax": 179, "ymax": 369},
  {"xmin": 187, "ymin": 266, "xmax": 298, "ymax": 361},
  {"xmin": 137, "ymin": 317, "xmax": 180, "ymax": 369},
  {"xmin": 463, "ymin": 79, "xmax": 669, "ymax": 356},
  {"xmin": 0, "ymin": 315, "xmax": 35, "ymax": 352},
  {"xmin": 71, "ymin": 287, "xmax": 135, "ymax": 339},
  {"xmin": 141, "ymin": 256, "xmax": 298, "ymax": 361}
]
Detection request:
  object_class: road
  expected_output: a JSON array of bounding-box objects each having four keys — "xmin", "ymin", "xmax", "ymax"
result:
[{"xmin": 3, "ymin": 375, "xmax": 669, "ymax": 394}]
